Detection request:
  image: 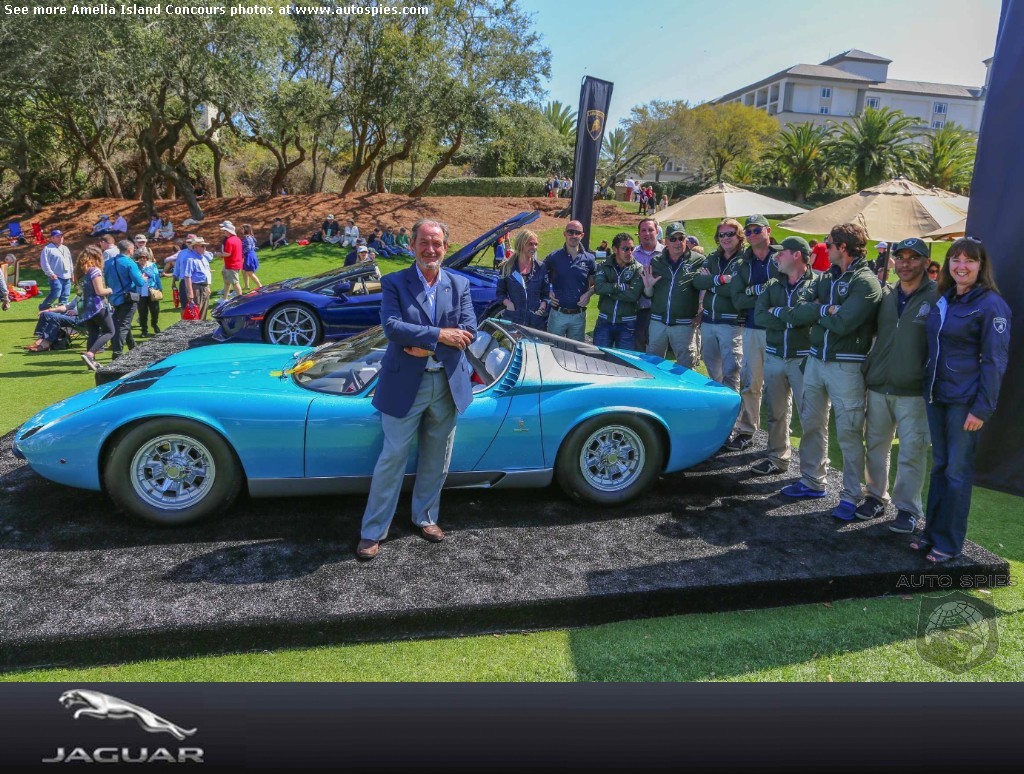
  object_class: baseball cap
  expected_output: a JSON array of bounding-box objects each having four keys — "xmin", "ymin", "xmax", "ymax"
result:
[
  {"xmin": 134, "ymin": 233, "xmax": 148, "ymax": 242},
  {"xmin": 893, "ymin": 237, "xmax": 931, "ymax": 258},
  {"xmin": 666, "ymin": 221, "xmax": 686, "ymax": 238},
  {"xmin": 326, "ymin": 214, "xmax": 335, "ymax": 220},
  {"xmin": 50, "ymin": 229, "xmax": 64, "ymax": 236},
  {"xmin": 875, "ymin": 241, "xmax": 888, "ymax": 250},
  {"xmin": 780, "ymin": 236, "xmax": 811, "ymax": 256},
  {"xmin": 356, "ymin": 245, "xmax": 368, "ymax": 253},
  {"xmin": 745, "ymin": 215, "xmax": 769, "ymax": 228}
]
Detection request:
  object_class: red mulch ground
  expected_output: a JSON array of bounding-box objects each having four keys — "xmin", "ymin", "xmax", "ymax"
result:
[{"xmin": 5, "ymin": 193, "xmax": 634, "ymax": 268}]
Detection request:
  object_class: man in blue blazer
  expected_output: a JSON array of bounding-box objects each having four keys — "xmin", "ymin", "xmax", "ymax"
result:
[{"xmin": 357, "ymin": 219, "xmax": 477, "ymax": 560}]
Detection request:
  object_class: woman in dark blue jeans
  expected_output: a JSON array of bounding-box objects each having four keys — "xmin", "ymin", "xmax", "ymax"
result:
[{"xmin": 917, "ymin": 238, "xmax": 1011, "ymax": 562}]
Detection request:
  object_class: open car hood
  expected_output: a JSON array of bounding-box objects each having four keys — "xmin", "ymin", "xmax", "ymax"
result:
[{"xmin": 442, "ymin": 211, "xmax": 540, "ymax": 270}]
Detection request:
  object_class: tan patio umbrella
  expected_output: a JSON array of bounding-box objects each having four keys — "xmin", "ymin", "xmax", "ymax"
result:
[
  {"xmin": 776, "ymin": 178, "xmax": 968, "ymax": 242},
  {"xmin": 924, "ymin": 216, "xmax": 967, "ymax": 240},
  {"xmin": 654, "ymin": 181, "xmax": 808, "ymax": 223}
]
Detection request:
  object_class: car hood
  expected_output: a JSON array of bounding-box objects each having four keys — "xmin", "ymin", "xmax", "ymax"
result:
[{"xmin": 443, "ymin": 210, "xmax": 540, "ymax": 270}]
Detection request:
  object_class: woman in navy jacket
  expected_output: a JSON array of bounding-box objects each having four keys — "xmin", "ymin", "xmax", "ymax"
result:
[
  {"xmin": 495, "ymin": 229, "xmax": 550, "ymax": 329},
  {"xmin": 916, "ymin": 238, "xmax": 1011, "ymax": 562}
]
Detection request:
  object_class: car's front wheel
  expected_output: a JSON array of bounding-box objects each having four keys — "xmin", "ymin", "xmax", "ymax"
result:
[
  {"xmin": 105, "ymin": 419, "xmax": 243, "ymax": 526},
  {"xmin": 264, "ymin": 304, "xmax": 322, "ymax": 346},
  {"xmin": 555, "ymin": 414, "xmax": 663, "ymax": 505}
]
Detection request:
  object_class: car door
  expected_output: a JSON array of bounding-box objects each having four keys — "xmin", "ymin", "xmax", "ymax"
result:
[
  {"xmin": 303, "ymin": 341, "xmax": 534, "ymax": 479},
  {"xmin": 315, "ymin": 279, "xmax": 384, "ymax": 340}
]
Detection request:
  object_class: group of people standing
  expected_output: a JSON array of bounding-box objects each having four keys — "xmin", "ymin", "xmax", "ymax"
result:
[{"xmin": 492, "ymin": 215, "xmax": 1011, "ymax": 564}]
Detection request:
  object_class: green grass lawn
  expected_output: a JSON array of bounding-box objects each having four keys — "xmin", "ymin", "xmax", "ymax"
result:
[{"xmin": 2, "ymin": 225, "xmax": 1020, "ymax": 682}]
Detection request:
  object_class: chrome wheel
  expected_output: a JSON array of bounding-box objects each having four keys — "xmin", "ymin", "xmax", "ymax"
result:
[
  {"xmin": 130, "ymin": 434, "xmax": 217, "ymax": 511},
  {"xmin": 579, "ymin": 424, "xmax": 645, "ymax": 492},
  {"xmin": 266, "ymin": 306, "xmax": 319, "ymax": 345}
]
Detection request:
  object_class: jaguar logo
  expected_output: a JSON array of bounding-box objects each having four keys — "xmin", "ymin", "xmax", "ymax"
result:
[
  {"xmin": 59, "ymin": 690, "xmax": 196, "ymax": 740},
  {"xmin": 586, "ymin": 109, "xmax": 605, "ymax": 141},
  {"xmin": 917, "ymin": 302, "xmax": 930, "ymax": 318},
  {"xmin": 835, "ymin": 281, "xmax": 849, "ymax": 297},
  {"xmin": 994, "ymin": 317, "xmax": 1007, "ymax": 334}
]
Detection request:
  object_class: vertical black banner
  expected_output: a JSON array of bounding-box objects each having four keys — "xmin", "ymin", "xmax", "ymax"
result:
[
  {"xmin": 571, "ymin": 76, "xmax": 614, "ymax": 251},
  {"xmin": 968, "ymin": 0, "xmax": 1024, "ymax": 495}
]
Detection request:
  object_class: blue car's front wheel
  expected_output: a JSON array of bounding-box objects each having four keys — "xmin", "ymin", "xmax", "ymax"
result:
[
  {"xmin": 555, "ymin": 414, "xmax": 664, "ymax": 506},
  {"xmin": 263, "ymin": 304, "xmax": 323, "ymax": 346},
  {"xmin": 105, "ymin": 419, "xmax": 244, "ymax": 526}
]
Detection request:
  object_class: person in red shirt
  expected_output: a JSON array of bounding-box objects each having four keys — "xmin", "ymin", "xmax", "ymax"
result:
[
  {"xmin": 809, "ymin": 238, "xmax": 830, "ymax": 272},
  {"xmin": 219, "ymin": 220, "xmax": 244, "ymax": 299}
]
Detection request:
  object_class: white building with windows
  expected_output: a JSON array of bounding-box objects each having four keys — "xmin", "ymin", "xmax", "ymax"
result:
[
  {"xmin": 658, "ymin": 49, "xmax": 990, "ymax": 182},
  {"xmin": 714, "ymin": 49, "xmax": 988, "ymax": 131}
]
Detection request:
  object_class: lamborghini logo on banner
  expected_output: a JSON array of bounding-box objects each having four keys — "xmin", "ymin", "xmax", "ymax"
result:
[{"xmin": 587, "ymin": 110, "xmax": 604, "ymax": 141}]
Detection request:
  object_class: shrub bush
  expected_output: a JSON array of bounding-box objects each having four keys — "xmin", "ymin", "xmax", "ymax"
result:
[{"xmin": 392, "ymin": 177, "xmax": 548, "ymax": 197}]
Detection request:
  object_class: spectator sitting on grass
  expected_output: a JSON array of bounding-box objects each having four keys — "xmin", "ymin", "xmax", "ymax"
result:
[
  {"xmin": 395, "ymin": 227, "xmax": 410, "ymax": 250},
  {"xmin": 156, "ymin": 219, "xmax": 175, "ymax": 241},
  {"xmin": 110, "ymin": 214, "xmax": 128, "ymax": 238},
  {"xmin": 318, "ymin": 214, "xmax": 342, "ymax": 244},
  {"xmin": 268, "ymin": 217, "xmax": 288, "ymax": 249},
  {"xmin": 382, "ymin": 225, "xmax": 412, "ymax": 257},
  {"xmin": 147, "ymin": 213, "xmax": 162, "ymax": 239},
  {"xmin": 367, "ymin": 228, "xmax": 398, "ymax": 258},
  {"xmin": 342, "ymin": 219, "xmax": 360, "ymax": 247}
]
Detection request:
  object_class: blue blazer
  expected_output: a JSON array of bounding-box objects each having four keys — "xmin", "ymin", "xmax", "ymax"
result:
[{"xmin": 373, "ymin": 266, "xmax": 477, "ymax": 418}]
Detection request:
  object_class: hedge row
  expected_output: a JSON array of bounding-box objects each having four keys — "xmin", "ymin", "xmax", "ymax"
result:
[{"xmin": 392, "ymin": 177, "xmax": 548, "ymax": 197}]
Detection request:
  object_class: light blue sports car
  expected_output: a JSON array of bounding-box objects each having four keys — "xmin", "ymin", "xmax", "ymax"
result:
[{"xmin": 14, "ymin": 321, "xmax": 740, "ymax": 526}]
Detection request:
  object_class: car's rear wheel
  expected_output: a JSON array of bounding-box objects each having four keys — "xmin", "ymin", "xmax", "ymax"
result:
[
  {"xmin": 555, "ymin": 414, "xmax": 663, "ymax": 505},
  {"xmin": 105, "ymin": 419, "xmax": 243, "ymax": 526},
  {"xmin": 264, "ymin": 304, "xmax": 322, "ymax": 346}
]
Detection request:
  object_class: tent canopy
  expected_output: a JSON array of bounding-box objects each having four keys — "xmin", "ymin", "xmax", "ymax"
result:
[
  {"xmin": 924, "ymin": 217, "xmax": 967, "ymax": 240},
  {"xmin": 654, "ymin": 182, "xmax": 807, "ymax": 223},
  {"xmin": 776, "ymin": 178, "xmax": 968, "ymax": 242}
]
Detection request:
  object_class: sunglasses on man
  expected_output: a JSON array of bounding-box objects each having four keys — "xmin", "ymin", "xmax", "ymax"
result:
[
  {"xmin": 744, "ymin": 226, "xmax": 765, "ymax": 236},
  {"xmin": 565, "ymin": 229, "xmax": 583, "ymax": 236},
  {"xmin": 667, "ymin": 236, "xmax": 687, "ymax": 243}
]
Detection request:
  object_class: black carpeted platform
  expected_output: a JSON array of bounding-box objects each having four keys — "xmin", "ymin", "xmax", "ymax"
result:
[
  {"xmin": 94, "ymin": 320, "xmax": 219, "ymax": 384},
  {"xmin": 0, "ymin": 422, "xmax": 1009, "ymax": 670}
]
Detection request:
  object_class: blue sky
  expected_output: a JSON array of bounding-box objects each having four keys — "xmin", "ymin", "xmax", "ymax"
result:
[{"xmin": 517, "ymin": 0, "xmax": 1003, "ymax": 129}]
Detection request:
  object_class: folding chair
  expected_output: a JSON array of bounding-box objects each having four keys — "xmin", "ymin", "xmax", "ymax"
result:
[{"xmin": 31, "ymin": 222, "xmax": 45, "ymax": 245}]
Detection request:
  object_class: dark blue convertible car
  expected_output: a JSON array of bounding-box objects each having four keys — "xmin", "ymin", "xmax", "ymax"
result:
[{"xmin": 211, "ymin": 211, "xmax": 539, "ymax": 346}]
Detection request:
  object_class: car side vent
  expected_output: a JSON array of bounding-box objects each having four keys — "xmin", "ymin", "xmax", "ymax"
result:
[
  {"xmin": 103, "ymin": 379, "xmax": 159, "ymax": 400},
  {"xmin": 492, "ymin": 350, "xmax": 522, "ymax": 396},
  {"xmin": 550, "ymin": 349, "xmax": 652, "ymax": 379}
]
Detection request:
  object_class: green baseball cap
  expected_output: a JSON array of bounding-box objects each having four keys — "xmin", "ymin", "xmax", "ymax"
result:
[
  {"xmin": 666, "ymin": 221, "xmax": 686, "ymax": 238},
  {"xmin": 745, "ymin": 214, "xmax": 769, "ymax": 228},
  {"xmin": 780, "ymin": 236, "xmax": 811, "ymax": 256},
  {"xmin": 893, "ymin": 237, "xmax": 931, "ymax": 258}
]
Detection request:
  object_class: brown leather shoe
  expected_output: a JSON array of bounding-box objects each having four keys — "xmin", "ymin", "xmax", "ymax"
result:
[
  {"xmin": 355, "ymin": 539, "xmax": 379, "ymax": 560},
  {"xmin": 419, "ymin": 524, "xmax": 445, "ymax": 542}
]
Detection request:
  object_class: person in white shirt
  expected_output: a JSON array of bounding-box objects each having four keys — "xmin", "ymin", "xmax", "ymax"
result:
[
  {"xmin": 111, "ymin": 215, "xmax": 128, "ymax": 236},
  {"xmin": 90, "ymin": 215, "xmax": 113, "ymax": 237},
  {"xmin": 100, "ymin": 234, "xmax": 119, "ymax": 263},
  {"xmin": 342, "ymin": 219, "xmax": 360, "ymax": 247},
  {"xmin": 39, "ymin": 229, "xmax": 74, "ymax": 310}
]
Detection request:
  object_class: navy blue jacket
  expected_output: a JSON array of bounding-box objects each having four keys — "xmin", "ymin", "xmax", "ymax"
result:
[
  {"xmin": 542, "ymin": 246, "xmax": 596, "ymax": 312},
  {"xmin": 925, "ymin": 285, "xmax": 1012, "ymax": 421},
  {"xmin": 495, "ymin": 259, "xmax": 550, "ymax": 327},
  {"xmin": 373, "ymin": 266, "xmax": 477, "ymax": 418}
]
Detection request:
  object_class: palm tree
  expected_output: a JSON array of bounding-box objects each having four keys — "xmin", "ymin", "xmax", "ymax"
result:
[
  {"xmin": 911, "ymin": 122, "xmax": 977, "ymax": 192},
  {"xmin": 543, "ymin": 100, "xmax": 577, "ymax": 143},
  {"xmin": 825, "ymin": 107, "xmax": 919, "ymax": 190},
  {"xmin": 767, "ymin": 123, "xmax": 830, "ymax": 201}
]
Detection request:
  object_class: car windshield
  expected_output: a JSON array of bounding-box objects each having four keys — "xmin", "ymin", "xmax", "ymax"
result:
[
  {"xmin": 293, "ymin": 321, "xmax": 519, "ymax": 396},
  {"xmin": 287, "ymin": 267, "xmax": 352, "ymax": 291}
]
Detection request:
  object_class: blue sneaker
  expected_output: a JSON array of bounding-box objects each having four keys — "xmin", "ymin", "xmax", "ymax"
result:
[
  {"xmin": 889, "ymin": 510, "xmax": 918, "ymax": 534},
  {"xmin": 832, "ymin": 500, "xmax": 858, "ymax": 521},
  {"xmin": 781, "ymin": 481, "xmax": 828, "ymax": 498}
]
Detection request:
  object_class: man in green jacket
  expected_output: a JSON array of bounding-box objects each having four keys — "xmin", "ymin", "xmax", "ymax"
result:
[
  {"xmin": 693, "ymin": 218, "xmax": 745, "ymax": 390},
  {"xmin": 774, "ymin": 223, "xmax": 882, "ymax": 520},
  {"xmin": 593, "ymin": 231, "xmax": 644, "ymax": 350},
  {"xmin": 728, "ymin": 214, "xmax": 781, "ymax": 450},
  {"xmin": 860, "ymin": 237, "xmax": 937, "ymax": 533},
  {"xmin": 752, "ymin": 236, "xmax": 817, "ymax": 476},
  {"xmin": 641, "ymin": 222, "xmax": 702, "ymax": 366}
]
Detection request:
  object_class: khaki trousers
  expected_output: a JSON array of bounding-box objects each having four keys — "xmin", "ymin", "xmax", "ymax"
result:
[
  {"xmin": 647, "ymin": 320, "xmax": 697, "ymax": 368},
  {"xmin": 798, "ymin": 357, "xmax": 867, "ymax": 503},
  {"xmin": 763, "ymin": 353, "xmax": 805, "ymax": 468},
  {"xmin": 864, "ymin": 390, "xmax": 930, "ymax": 518},
  {"xmin": 702, "ymin": 323, "xmax": 742, "ymax": 391},
  {"xmin": 736, "ymin": 327, "xmax": 766, "ymax": 434}
]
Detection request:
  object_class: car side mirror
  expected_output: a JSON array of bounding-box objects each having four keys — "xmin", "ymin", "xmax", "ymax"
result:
[{"xmin": 334, "ymin": 281, "xmax": 352, "ymax": 296}]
